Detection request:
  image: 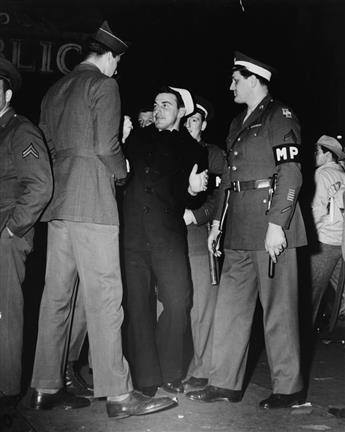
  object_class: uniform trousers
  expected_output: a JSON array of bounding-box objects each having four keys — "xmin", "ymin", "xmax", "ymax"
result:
[
  {"xmin": 123, "ymin": 246, "xmax": 192, "ymax": 388},
  {"xmin": 31, "ymin": 220, "xmax": 132, "ymax": 397},
  {"xmin": 209, "ymin": 248, "xmax": 303, "ymax": 394},
  {"xmin": 310, "ymin": 242, "xmax": 342, "ymax": 325},
  {"xmin": 0, "ymin": 234, "xmax": 32, "ymax": 395},
  {"xmin": 187, "ymin": 226, "xmax": 218, "ymax": 380}
]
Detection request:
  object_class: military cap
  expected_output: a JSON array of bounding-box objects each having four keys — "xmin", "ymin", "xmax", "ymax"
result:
[
  {"xmin": 194, "ymin": 95, "xmax": 214, "ymax": 121},
  {"xmin": 316, "ymin": 135, "xmax": 345, "ymax": 160},
  {"xmin": 168, "ymin": 86, "xmax": 194, "ymax": 116},
  {"xmin": 233, "ymin": 51, "xmax": 275, "ymax": 82},
  {"xmin": 92, "ymin": 21, "xmax": 129, "ymax": 55},
  {"xmin": 0, "ymin": 54, "xmax": 22, "ymax": 93}
]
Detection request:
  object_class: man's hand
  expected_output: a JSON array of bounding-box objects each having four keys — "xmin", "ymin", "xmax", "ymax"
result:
[
  {"xmin": 264, "ymin": 222, "xmax": 287, "ymax": 263},
  {"xmin": 188, "ymin": 164, "xmax": 208, "ymax": 196},
  {"xmin": 207, "ymin": 221, "xmax": 222, "ymax": 257},
  {"xmin": 183, "ymin": 209, "xmax": 197, "ymax": 225},
  {"xmin": 122, "ymin": 115, "xmax": 133, "ymax": 143}
]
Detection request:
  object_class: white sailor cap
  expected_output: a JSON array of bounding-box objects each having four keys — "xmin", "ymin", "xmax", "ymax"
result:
[{"xmin": 168, "ymin": 86, "xmax": 195, "ymax": 116}]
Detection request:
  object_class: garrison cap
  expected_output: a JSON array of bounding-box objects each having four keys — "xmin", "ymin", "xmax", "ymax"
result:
[
  {"xmin": 168, "ymin": 86, "xmax": 195, "ymax": 116},
  {"xmin": 92, "ymin": 21, "xmax": 129, "ymax": 55},
  {"xmin": 0, "ymin": 54, "xmax": 22, "ymax": 93},
  {"xmin": 316, "ymin": 135, "xmax": 345, "ymax": 160},
  {"xmin": 233, "ymin": 51, "xmax": 275, "ymax": 82}
]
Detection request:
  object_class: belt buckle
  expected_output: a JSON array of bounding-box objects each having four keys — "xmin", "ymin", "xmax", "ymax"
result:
[{"xmin": 232, "ymin": 180, "xmax": 240, "ymax": 192}]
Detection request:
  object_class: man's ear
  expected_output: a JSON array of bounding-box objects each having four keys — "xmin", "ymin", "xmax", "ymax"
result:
[
  {"xmin": 250, "ymin": 74, "xmax": 258, "ymax": 88},
  {"xmin": 177, "ymin": 106, "xmax": 186, "ymax": 119},
  {"xmin": 5, "ymin": 89, "xmax": 13, "ymax": 104},
  {"xmin": 201, "ymin": 120, "xmax": 207, "ymax": 132}
]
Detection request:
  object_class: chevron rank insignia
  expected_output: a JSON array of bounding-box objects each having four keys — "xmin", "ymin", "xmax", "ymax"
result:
[
  {"xmin": 287, "ymin": 189, "xmax": 295, "ymax": 202},
  {"xmin": 282, "ymin": 108, "xmax": 292, "ymax": 118},
  {"xmin": 22, "ymin": 143, "xmax": 39, "ymax": 159}
]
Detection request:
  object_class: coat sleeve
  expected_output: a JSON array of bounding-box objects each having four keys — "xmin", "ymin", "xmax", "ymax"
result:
[
  {"xmin": 311, "ymin": 169, "xmax": 331, "ymax": 232},
  {"xmin": 39, "ymin": 93, "xmax": 56, "ymax": 162},
  {"xmin": 192, "ymin": 145, "xmax": 227, "ymax": 225},
  {"xmin": 91, "ymin": 78, "xmax": 127, "ymax": 180},
  {"xmin": 266, "ymin": 105, "xmax": 303, "ymax": 230},
  {"xmin": 6, "ymin": 120, "xmax": 53, "ymax": 237}
]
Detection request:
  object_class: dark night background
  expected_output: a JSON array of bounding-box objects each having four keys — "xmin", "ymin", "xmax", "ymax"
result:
[{"xmin": 1, "ymin": 0, "xmax": 344, "ymax": 147}]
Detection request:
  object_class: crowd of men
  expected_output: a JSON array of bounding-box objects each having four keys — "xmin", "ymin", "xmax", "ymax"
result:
[{"xmin": 0, "ymin": 20, "xmax": 344, "ymax": 421}]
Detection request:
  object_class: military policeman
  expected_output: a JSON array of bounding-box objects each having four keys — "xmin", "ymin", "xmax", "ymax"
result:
[
  {"xmin": 0, "ymin": 55, "xmax": 53, "ymax": 405},
  {"xmin": 186, "ymin": 52, "xmax": 307, "ymax": 408}
]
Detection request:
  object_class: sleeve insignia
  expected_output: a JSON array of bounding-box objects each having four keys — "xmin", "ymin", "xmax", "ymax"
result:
[
  {"xmin": 282, "ymin": 108, "xmax": 292, "ymax": 118},
  {"xmin": 22, "ymin": 143, "xmax": 39, "ymax": 159},
  {"xmin": 273, "ymin": 144, "xmax": 300, "ymax": 165},
  {"xmin": 287, "ymin": 189, "xmax": 295, "ymax": 202},
  {"xmin": 281, "ymin": 205, "xmax": 292, "ymax": 214}
]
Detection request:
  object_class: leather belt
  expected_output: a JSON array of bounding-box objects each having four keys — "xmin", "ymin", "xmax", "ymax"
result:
[{"xmin": 228, "ymin": 178, "xmax": 272, "ymax": 192}]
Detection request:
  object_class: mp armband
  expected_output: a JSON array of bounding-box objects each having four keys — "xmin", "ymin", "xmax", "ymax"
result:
[{"xmin": 273, "ymin": 144, "xmax": 301, "ymax": 165}]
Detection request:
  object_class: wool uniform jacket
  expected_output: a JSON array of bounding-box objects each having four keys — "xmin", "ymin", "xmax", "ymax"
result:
[
  {"xmin": 0, "ymin": 108, "xmax": 52, "ymax": 242},
  {"xmin": 122, "ymin": 125, "xmax": 208, "ymax": 251},
  {"xmin": 40, "ymin": 63, "xmax": 127, "ymax": 225},
  {"xmin": 187, "ymin": 141, "xmax": 226, "ymax": 256},
  {"xmin": 215, "ymin": 94, "xmax": 307, "ymax": 250}
]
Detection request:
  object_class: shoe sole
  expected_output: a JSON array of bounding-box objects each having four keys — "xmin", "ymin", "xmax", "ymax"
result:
[
  {"xmin": 135, "ymin": 400, "xmax": 178, "ymax": 416},
  {"xmin": 260, "ymin": 399, "xmax": 305, "ymax": 409},
  {"xmin": 108, "ymin": 401, "xmax": 177, "ymax": 419},
  {"xmin": 186, "ymin": 396, "xmax": 242, "ymax": 403}
]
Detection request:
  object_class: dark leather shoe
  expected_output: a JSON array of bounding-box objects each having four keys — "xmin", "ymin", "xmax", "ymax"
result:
[
  {"xmin": 30, "ymin": 389, "xmax": 90, "ymax": 410},
  {"xmin": 65, "ymin": 361, "xmax": 94, "ymax": 397},
  {"xmin": 184, "ymin": 376, "xmax": 208, "ymax": 389},
  {"xmin": 185, "ymin": 385, "xmax": 242, "ymax": 403},
  {"xmin": 106, "ymin": 391, "xmax": 177, "ymax": 418},
  {"xmin": 138, "ymin": 386, "xmax": 158, "ymax": 397},
  {"xmin": 161, "ymin": 380, "xmax": 184, "ymax": 394},
  {"xmin": 259, "ymin": 391, "xmax": 305, "ymax": 409}
]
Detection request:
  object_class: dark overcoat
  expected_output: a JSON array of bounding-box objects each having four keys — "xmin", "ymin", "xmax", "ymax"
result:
[{"xmin": 122, "ymin": 126, "xmax": 208, "ymax": 251}]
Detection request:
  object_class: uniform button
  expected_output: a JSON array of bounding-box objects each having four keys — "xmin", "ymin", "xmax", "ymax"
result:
[
  {"xmin": 234, "ymin": 151, "xmax": 238, "ymax": 156},
  {"xmin": 232, "ymin": 166, "xmax": 237, "ymax": 171},
  {"xmin": 237, "ymin": 137, "xmax": 241, "ymax": 142},
  {"xmin": 263, "ymin": 199, "xmax": 267, "ymax": 204},
  {"xmin": 144, "ymin": 167, "xmax": 150, "ymax": 174},
  {"xmin": 253, "ymin": 133, "xmax": 257, "ymax": 137},
  {"xmin": 143, "ymin": 206, "xmax": 150, "ymax": 214}
]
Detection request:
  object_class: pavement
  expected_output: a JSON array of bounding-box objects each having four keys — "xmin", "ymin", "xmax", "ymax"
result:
[
  {"xmin": 1, "ymin": 328, "xmax": 344, "ymax": 432},
  {"xmin": 1, "ymin": 240, "xmax": 344, "ymax": 431}
]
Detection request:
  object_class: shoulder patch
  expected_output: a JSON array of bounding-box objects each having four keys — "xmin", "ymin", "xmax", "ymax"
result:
[
  {"xmin": 273, "ymin": 144, "xmax": 300, "ymax": 165},
  {"xmin": 282, "ymin": 108, "xmax": 292, "ymax": 118},
  {"xmin": 22, "ymin": 143, "xmax": 39, "ymax": 159}
]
